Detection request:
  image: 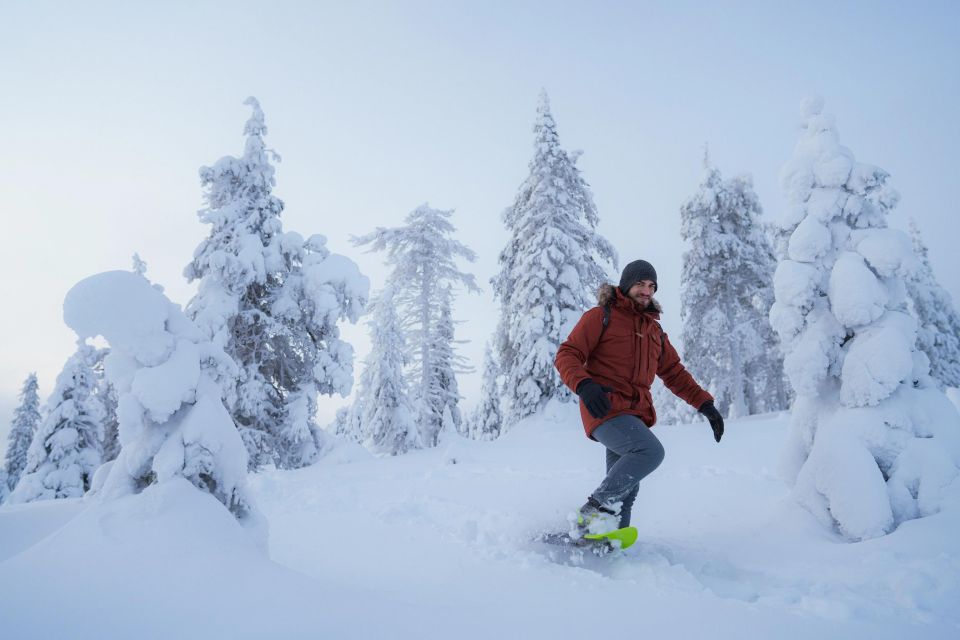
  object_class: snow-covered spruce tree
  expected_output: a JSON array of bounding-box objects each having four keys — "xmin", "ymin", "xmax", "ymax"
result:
[
  {"xmin": 99, "ymin": 380, "xmax": 121, "ymax": 463},
  {"xmin": 679, "ymin": 156, "xmax": 788, "ymax": 418},
  {"xmin": 469, "ymin": 342, "xmax": 503, "ymax": 440},
  {"xmin": 771, "ymin": 97, "xmax": 960, "ymax": 541},
  {"xmin": 4, "ymin": 373, "xmax": 41, "ymax": 493},
  {"xmin": 61, "ymin": 270, "xmax": 265, "ymax": 539},
  {"xmin": 352, "ymin": 289, "xmax": 419, "ymax": 455},
  {"xmin": 132, "ymin": 252, "xmax": 147, "ymax": 277},
  {"xmin": 907, "ymin": 220, "xmax": 960, "ymax": 389},
  {"xmin": 431, "ymin": 285, "xmax": 471, "ymax": 437},
  {"xmin": 8, "ymin": 347, "xmax": 104, "ymax": 502},
  {"xmin": 330, "ymin": 404, "xmax": 363, "ymax": 444},
  {"xmin": 651, "ymin": 378, "xmax": 697, "ymax": 426},
  {"xmin": 491, "ymin": 91, "xmax": 617, "ymax": 427},
  {"xmin": 353, "ymin": 204, "xmax": 478, "ymax": 449},
  {"xmin": 184, "ymin": 97, "xmax": 368, "ymax": 469}
]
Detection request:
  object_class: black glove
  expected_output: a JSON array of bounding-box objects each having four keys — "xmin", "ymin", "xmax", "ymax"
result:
[
  {"xmin": 576, "ymin": 379, "xmax": 614, "ymax": 419},
  {"xmin": 699, "ymin": 401, "xmax": 724, "ymax": 443}
]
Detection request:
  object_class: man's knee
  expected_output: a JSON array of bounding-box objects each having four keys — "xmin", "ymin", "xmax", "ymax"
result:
[
  {"xmin": 650, "ymin": 438, "xmax": 665, "ymax": 468},
  {"xmin": 628, "ymin": 436, "xmax": 664, "ymax": 468}
]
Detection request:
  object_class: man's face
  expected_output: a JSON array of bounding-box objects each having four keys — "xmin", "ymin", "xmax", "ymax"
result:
[{"xmin": 627, "ymin": 280, "xmax": 656, "ymax": 306}]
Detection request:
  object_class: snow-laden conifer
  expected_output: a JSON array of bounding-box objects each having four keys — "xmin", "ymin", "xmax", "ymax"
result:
[
  {"xmin": 99, "ymin": 382, "xmax": 120, "ymax": 462},
  {"xmin": 428, "ymin": 285, "xmax": 470, "ymax": 436},
  {"xmin": 491, "ymin": 91, "xmax": 617, "ymax": 427},
  {"xmin": 353, "ymin": 204, "xmax": 478, "ymax": 449},
  {"xmin": 469, "ymin": 343, "xmax": 503, "ymax": 440},
  {"xmin": 132, "ymin": 252, "xmax": 147, "ymax": 277},
  {"xmin": 352, "ymin": 289, "xmax": 419, "ymax": 455},
  {"xmin": 771, "ymin": 97, "xmax": 960, "ymax": 541},
  {"xmin": 60, "ymin": 270, "xmax": 265, "ymax": 540},
  {"xmin": 4, "ymin": 373, "xmax": 41, "ymax": 493},
  {"xmin": 184, "ymin": 97, "xmax": 368, "ymax": 469},
  {"xmin": 907, "ymin": 220, "xmax": 960, "ymax": 389},
  {"xmin": 89, "ymin": 347, "xmax": 121, "ymax": 463},
  {"xmin": 679, "ymin": 156, "xmax": 788, "ymax": 418},
  {"xmin": 8, "ymin": 347, "xmax": 104, "ymax": 502}
]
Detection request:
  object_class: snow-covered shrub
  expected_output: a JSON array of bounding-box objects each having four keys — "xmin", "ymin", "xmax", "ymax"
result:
[{"xmin": 61, "ymin": 270, "xmax": 264, "ymax": 539}]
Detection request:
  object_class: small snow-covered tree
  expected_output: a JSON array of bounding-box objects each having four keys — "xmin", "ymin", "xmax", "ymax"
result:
[
  {"xmin": 679, "ymin": 156, "xmax": 788, "ymax": 418},
  {"xmin": 428, "ymin": 285, "xmax": 470, "ymax": 436},
  {"xmin": 132, "ymin": 252, "xmax": 147, "ymax": 277},
  {"xmin": 87, "ymin": 347, "xmax": 121, "ymax": 463},
  {"xmin": 330, "ymin": 406, "xmax": 362, "ymax": 443},
  {"xmin": 907, "ymin": 220, "xmax": 960, "ymax": 389},
  {"xmin": 60, "ymin": 270, "xmax": 264, "ymax": 538},
  {"xmin": 99, "ymin": 382, "xmax": 121, "ymax": 462},
  {"xmin": 771, "ymin": 97, "xmax": 960, "ymax": 541},
  {"xmin": 491, "ymin": 91, "xmax": 617, "ymax": 427},
  {"xmin": 4, "ymin": 373, "xmax": 41, "ymax": 492},
  {"xmin": 469, "ymin": 343, "xmax": 503, "ymax": 440},
  {"xmin": 8, "ymin": 347, "xmax": 104, "ymax": 502},
  {"xmin": 184, "ymin": 97, "xmax": 368, "ymax": 469},
  {"xmin": 651, "ymin": 378, "xmax": 698, "ymax": 426},
  {"xmin": 353, "ymin": 204, "xmax": 478, "ymax": 449},
  {"xmin": 352, "ymin": 289, "xmax": 419, "ymax": 455}
]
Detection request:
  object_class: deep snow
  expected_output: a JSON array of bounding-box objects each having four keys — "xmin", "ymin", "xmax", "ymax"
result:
[{"xmin": 1, "ymin": 400, "xmax": 958, "ymax": 639}]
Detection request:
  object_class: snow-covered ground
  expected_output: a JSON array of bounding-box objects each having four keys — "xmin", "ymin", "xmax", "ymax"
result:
[{"xmin": 1, "ymin": 400, "xmax": 957, "ymax": 639}]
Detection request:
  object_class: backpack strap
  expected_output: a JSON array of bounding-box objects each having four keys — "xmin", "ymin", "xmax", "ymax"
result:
[
  {"xmin": 599, "ymin": 304, "xmax": 612, "ymax": 338},
  {"xmin": 658, "ymin": 326, "xmax": 666, "ymax": 366}
]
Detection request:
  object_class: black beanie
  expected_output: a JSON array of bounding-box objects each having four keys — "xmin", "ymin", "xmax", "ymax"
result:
[{"xmin": 618, "ymin": 259, "xmax": 658, "ymax": 294}]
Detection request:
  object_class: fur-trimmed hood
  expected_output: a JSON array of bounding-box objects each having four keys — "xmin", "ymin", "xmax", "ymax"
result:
[{"xmin": 597, "ymin": 283, "xmax": 663, "ymax": 313}]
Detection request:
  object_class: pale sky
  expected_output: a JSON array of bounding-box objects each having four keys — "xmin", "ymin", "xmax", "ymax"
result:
[{"xmin": 2, "ymin": 1, "xmax": 958, "ymax": 441}]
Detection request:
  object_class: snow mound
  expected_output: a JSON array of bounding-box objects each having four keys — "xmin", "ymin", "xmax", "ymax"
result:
[{"xmin": 0, "ymin": 480, "xmax": 325, "ymax": 639}]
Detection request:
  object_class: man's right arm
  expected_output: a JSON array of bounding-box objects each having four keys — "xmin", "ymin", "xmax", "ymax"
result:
[{"xmin": 554, "ymin": 307, "xmax": 605, "ymax": 394}]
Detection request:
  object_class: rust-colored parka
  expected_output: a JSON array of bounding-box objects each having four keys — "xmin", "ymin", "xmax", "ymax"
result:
[{"xmin": 555, "ymin": 284, "xmax": 713, "ymax": 439}]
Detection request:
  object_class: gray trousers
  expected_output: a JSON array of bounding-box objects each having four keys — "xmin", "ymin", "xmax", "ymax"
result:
[{"xmin": 591, "ymin": 413, "xmax": 665, "ymax": 529}]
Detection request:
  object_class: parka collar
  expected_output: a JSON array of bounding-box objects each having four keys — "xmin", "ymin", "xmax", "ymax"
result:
[{"xmin": 597, "ymin": 283, "xmax": 662, "ymax": 318}]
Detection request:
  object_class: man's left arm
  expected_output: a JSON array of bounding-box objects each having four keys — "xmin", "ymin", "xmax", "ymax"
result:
[{"xmin": 657, "ymin": 331, "xmax": 723, "ymax": 442}]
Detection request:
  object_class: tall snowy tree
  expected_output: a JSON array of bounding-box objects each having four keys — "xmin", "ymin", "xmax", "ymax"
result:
[
  {"xmin": 353, "ymin": 204, "xmax": 478, "ymax": 449},
  {"xmin": 771, "ymin": 97, "xmax": 960, "ymax": 541},
  {"xmin": 8, "ymin": 347, "xmax": 104, "ymax": 503},
  {"xmin": 184, "ymin": 97, "xmax": 368, "ymax": 469},
  {"xmin": 59, "ymin": 270, "xmax": 264, "ymax": 539},
  {"xmin": 491, "ymin": 91, "xmax": 617, "ymax": 427},
  {"xmin": 907, "ymin": 220, "xmax": 960, "ymax": 389},
  {"xmin": 4, "ymin": 373, "xmax": 41, "ymax": 493},
  {"xmin": 679, "ymin": 156, "xmax": 788, "ymax": 418},
  {"xmin": 468, "ymin": 342, "xmax": 503, "ymax": 441},
  {"xmin": 352, "ymin": 289, "xmax": 419, "ymax": 455}
]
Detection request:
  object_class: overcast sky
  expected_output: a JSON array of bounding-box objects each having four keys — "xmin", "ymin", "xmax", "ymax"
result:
[{"xmin": 2, "ymin": 1, "xmax": 958, "ymax": 441}]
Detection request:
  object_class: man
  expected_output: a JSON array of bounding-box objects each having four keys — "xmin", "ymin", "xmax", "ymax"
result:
[{"xmin": 554, "ymin": 259, "xmax": 724, "ymax": 535}]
